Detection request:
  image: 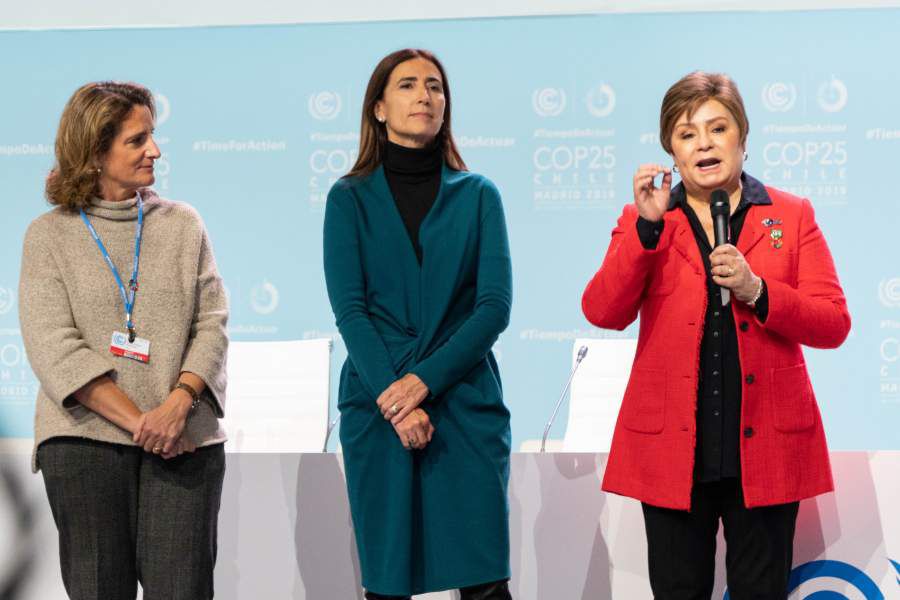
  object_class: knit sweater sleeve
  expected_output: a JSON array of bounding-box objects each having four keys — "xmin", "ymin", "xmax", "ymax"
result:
[
  {"xmin": 409, "ymin": 180, "xmax": 513, "ymax": 396},
  {"xmin": 323, "ymin": 184, "xmax": 399, "ymax": 399},
  {"xmin": 179, "ymin": 213, "xmax": 229, "ymax": 417},
  {"xmin": 19, "ymin": 217, "xmax": 115, "ymax": 408}
]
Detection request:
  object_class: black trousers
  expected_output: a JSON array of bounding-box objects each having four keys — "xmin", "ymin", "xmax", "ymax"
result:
[
  {"xmin": 642, "ymin": 478, "xmax": 799, "ymax": 600},
  {"xmin": 38, "ymin": 437, "xmax": 226, "ymax": 600}
]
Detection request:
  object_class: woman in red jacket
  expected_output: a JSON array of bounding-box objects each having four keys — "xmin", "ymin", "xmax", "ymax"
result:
[{"xmin": 582, "ymin": 71, "xmax": 850, "ymax": 599}]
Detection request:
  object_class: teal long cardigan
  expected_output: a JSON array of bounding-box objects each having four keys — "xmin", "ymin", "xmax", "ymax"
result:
[{"xmin": 323, "ymin": 164, "xmax": 513, "ymax": 595}]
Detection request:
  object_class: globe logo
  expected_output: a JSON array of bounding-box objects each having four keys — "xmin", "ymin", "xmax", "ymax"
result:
[
  {"xmin": 818, "ymin": 77, "xmax": 848, "ymax": 113},
  {"xmin": 250, "ymin": 280, "xmax": 280, "ymax": 315},
  {"xmin": 0, "ymin": 287, "xmax": 14, "ymax": 316},
  {"xmin": 585, "ymin": 83, "xmax": 616, "ymax": 118},
  {"xmin": 724, "ymin": 560, "xmax": 884, "ymax": 600},
  {"xmin": 532, "ymin": 88, "xmax": 567, "ymax": 117},
  {"xmin": 308, "ymin": 91, "xmax": 342, "ymax": 121},
  {"xmin": 878, "ymin": 278, "xmax": 900, "ymax": 308},
  {"xmin": 153, "ymin": 93, "xmax": 171, "ymax": 126},
  {"xmin": 762, "ymin": 82, "xmax": 797, "ymax": 112}
]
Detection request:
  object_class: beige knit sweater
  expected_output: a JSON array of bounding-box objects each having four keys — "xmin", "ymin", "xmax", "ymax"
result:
[{"xmin": 19, "ymin": 190, "xmax": 228, "ymax": 471}]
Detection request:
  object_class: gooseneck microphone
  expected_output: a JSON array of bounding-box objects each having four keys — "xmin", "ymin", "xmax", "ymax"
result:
[
  {"xmin": 541, "ymin": 345, "xmax": 588, "ymax": 453},
  {"xmin": 710, "ymin": 189, "xmax": 731, "ymax": 307}
]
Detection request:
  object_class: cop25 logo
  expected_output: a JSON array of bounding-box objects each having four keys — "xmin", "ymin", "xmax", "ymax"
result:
[
  {"xmin": 724, "ymin": 559, "xmax": 898, "ymax": 599},
  {"xmin": 878, "ymin": 278, "xmax": 900, "ymax": 308},
  {"xmin": 532, "ymin": 88, "xmax": 566, "ymax": 117},
  {"xmin": 308, "ymin": 91, "xmax": 342, "ymax": 121},
  {"xmin": 762, "ymin": 82, "xmax": 798, "ymax": 112}
]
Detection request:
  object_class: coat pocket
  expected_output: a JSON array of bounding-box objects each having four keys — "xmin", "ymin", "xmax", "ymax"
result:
[
  {"xmin": 770, "ymin": 364, "xmax": 816, "ymax": 432},
  {"xmin": 620, "ymin": 368, "xmax": 666, "ymax": 434}
]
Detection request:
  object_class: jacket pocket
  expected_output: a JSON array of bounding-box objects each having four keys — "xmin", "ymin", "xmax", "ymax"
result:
[
  {"xmin": 770, "ymin": 364, "xmax": 816, "ymax": 432},
  {"xmin": 621, "ymin": 368, "xmax": 666, "ymax": 434}
]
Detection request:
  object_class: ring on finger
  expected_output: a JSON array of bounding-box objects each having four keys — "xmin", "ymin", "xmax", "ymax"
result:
[{"xmin": 390, "ymin": 403, "xmax": 400, "ymax": 416}]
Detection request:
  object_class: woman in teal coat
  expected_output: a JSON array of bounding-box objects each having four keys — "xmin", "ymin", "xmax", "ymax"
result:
[{"xmin": 323, "ymin": 49, "xmax": 513, "ymax": 599}]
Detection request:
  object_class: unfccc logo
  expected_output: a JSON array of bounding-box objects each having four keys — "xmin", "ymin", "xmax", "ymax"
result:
[
  {"xmin": 153, "ymin": 93, "xmax": 171, "ymax": 125},
  {"xmin": 585, "ymin": 83, "xmax": 616, "ymax": 118},
  {"xmin": 250, "ymin": 280, "xmax": 279, "ymax": 315},
  {"xmin": 761, "ymin": 82, "xmax": 797, "ymax": 112},
  {"xmin": 532, "ymin": 88, "xmax": 567, "ymax": 117},
  {"xmin": 0, "ymin": 287, "xmax": 14, "ymax": 316},
  {"xmin": 724, "ymin": 560, "xmax": 887, "ymax": 600},
  {"xmin": 818, "ymin": 76, "xmax": 848, "ymax": 113},
  {"xmin": 308, "ymin": 91, "xmax": 342, "ymax": 121},
  {"xmin": 878, "ymin": 278, "xmax": 900, "ymax": 308}
]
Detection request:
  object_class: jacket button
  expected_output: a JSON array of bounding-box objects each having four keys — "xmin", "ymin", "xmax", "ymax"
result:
[
  {"xmin": 743, "ymin": 427, "xmax": 754, "ymax": 438},
  {"xmin": 739, "ymin": 321, "xmax": 749, "ymax": 332},
  {"xmin": 745, "ymin": 374, "xmax": 755, "ymax": 384}
]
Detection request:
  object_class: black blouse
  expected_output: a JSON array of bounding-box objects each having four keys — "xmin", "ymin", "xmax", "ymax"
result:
[{"xmin": 383, "ymin": 141, "xmax": 443, "ymax": 264}]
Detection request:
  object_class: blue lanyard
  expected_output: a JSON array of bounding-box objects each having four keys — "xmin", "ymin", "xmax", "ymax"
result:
[{"xmin": 80, "ymin": 193, "xmax": 144, "ymax": 342}]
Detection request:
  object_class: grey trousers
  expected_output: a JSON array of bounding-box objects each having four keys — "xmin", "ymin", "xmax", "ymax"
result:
[{"xmin": 37, "ymin": 437, "xmax": 226, "ymax": 600}]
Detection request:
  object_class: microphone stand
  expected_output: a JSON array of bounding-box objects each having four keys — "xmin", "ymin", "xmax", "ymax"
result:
[
  {"xmin": 322, "ymin": 416, "xmax": 340, "ymax": 453},
  {"xmin": 541, "ymin": 345, "xmax": 589, "ymax": 453}
]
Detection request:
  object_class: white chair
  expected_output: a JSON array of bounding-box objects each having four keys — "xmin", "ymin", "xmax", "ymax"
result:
[
  {"xmin": 561, "ymin": 338, "xmax": 637, "ymax": 452},
  {"xmin": 222, "ymin": 339, "xmax": 332, "ymax": 452}
]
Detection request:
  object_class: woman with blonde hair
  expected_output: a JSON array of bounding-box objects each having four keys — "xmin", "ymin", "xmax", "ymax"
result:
[{"xmin": 20, "ymin": 81, "xmax": 228, "ymax": 600}]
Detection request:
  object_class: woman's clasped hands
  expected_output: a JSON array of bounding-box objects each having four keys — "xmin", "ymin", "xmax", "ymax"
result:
[
  {"xmin": 133, "ymin": 388, "xmax": 197, "ymax": 459},
  {"xmin": 377, "ymin": 373, "xmax": 434, "ymax": 450}
]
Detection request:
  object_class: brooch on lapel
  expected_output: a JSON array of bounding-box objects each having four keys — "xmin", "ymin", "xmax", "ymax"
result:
[{"xmin": 761, "ymin": 218, "xmax": 784, "ymax": 249}]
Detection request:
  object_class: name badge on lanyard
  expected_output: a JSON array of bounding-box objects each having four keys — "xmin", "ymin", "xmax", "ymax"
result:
[{"xmin": 80, "ymin": 192, "xmax": 151, "ymax": 363}]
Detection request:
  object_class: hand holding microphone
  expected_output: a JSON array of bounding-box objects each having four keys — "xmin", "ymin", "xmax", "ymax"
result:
[{"xmin": 709, "ymin": 189, "xmax": 762, "ymax": 305}]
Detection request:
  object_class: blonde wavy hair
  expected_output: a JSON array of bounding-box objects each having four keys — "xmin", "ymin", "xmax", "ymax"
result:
[{"xmin": 45, "ymin": 81, "xmax": 155, "ymax": 210}]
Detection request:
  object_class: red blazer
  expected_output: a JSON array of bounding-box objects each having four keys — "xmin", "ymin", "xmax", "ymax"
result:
[{"xmin": 582, "ymin": 186, "xmax": 850, "ymax": 509}]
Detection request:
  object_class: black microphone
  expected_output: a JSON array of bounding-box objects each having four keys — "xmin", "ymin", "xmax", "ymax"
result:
[{"xmin": 710, "ymin": 189, "xmax": 731, "ymax": 306}]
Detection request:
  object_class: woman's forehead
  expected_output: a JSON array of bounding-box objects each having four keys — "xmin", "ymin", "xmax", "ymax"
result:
[
  {"xmin": 676, "ymin": 99, "xmax": 733, "ymax": 126},
  {"xmin": 390, "ymin": 58, "xmax": 441, "ymax": 81}
]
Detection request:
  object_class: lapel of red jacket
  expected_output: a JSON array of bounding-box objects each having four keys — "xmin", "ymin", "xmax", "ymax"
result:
[
  {"xmin": 737, "ymin": 205, "xmax": 766, "ymax": 258},
  {"xmin": 666, "ymin": 210, "xmax": 704, "ymax": 275}
]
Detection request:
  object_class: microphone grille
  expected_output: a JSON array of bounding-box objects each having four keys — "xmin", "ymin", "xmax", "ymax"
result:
[{"xmin": 710, "ymin": 189, "xmax": 730, "ymax": 217}]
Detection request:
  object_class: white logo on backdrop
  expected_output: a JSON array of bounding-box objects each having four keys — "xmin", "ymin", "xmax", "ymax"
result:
[
  {"xmin": 585, "ymin": 83, "xmax": 616, "ymax": 117},
  {"xmin": 761, "ymin": 82, "xmax": 797, "ymax": 112},
  {"xmin": 153, "ymin": 93, "xmax": 171, "ymax": 125},
  {"xmin": 878, "ymin": 278, "xmax": 900, "ymax": 308},
  {"xmin": 308, "ymin": 92, "xmax": 342, "ymax": 121},
  {"xmin": 532, "ymin": 88, "xmax": 567, "ymax": 117},
  {"xmin": 817, "ymin": 77, "xmax": 848, "ymax": 113},
  {"xmin": 250, "ymin": 280, "xmax": 280, "ymax": 315},
  {"xmin": 0, "ymin": 287, "xmax": 14, "ymax": 316}
]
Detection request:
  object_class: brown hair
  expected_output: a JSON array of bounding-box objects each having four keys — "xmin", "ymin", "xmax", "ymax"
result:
[
  {"xmin": 659, "ymin": 71, "xmax": 749, "ymax": 155},
  {"xmin": 346, "ymin": 48, "xmax": 466, "ymax": 178},
  {"xmin": 45, "ymin": 81, "xmax": 156, "ymax": 210}
]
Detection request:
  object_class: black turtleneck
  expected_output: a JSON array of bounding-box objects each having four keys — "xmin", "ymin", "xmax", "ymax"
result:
[{"xmin": 383, "ymin": 141, "xmax": 443, "ymax": 264}]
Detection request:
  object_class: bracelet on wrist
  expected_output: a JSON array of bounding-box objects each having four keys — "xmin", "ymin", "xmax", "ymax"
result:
[
  {"xmin": 174, "ymin": 382, "xmax": 201, "ymax": 413},
  {"xmin": 747, "ymin": 277, "xmax": 764, "ymax": 307}
]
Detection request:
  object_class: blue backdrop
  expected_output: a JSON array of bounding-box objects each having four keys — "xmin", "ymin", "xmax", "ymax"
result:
[{"xmin": 1, "ymin": 9, "xmax": 897, "ymax": 449}]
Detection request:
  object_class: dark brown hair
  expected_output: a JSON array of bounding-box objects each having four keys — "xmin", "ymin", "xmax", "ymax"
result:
[
  {"xmin": 346, "ymin": 48, "xmax": 466, "ymax": 178},
  {"xmin": 659, "ymin": 71, "xmax": 749, "ymax": 155},
  {"xmin": 45, "ymin": 81, "xmax": 156, "ymax": 210}
]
